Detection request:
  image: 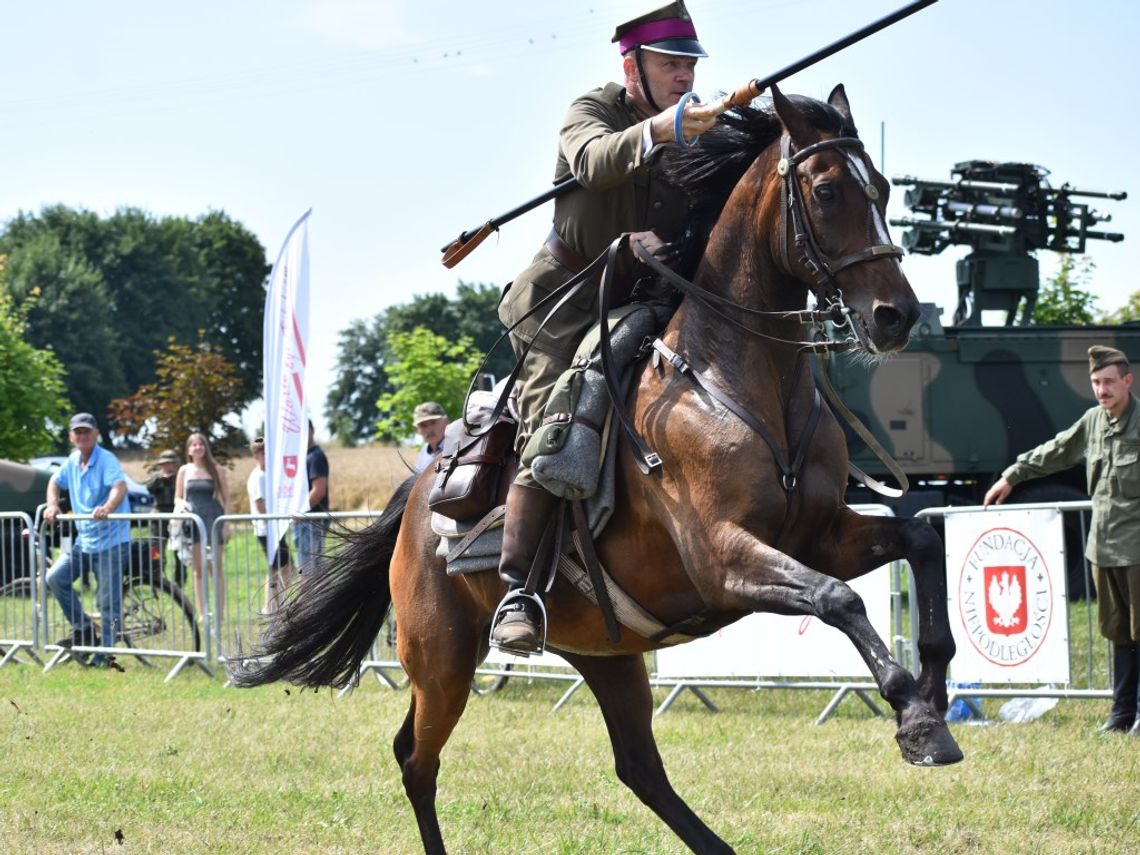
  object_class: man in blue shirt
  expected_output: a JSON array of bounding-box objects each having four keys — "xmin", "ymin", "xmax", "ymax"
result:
[{"xmin": 44, "ymin": 413, "xmax": 131, "ymax": 668}]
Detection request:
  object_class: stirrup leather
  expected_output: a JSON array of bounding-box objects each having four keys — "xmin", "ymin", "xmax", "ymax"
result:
[{"xmin": 489, "ymin": 590, "xmax": 548, "ymax": 658}]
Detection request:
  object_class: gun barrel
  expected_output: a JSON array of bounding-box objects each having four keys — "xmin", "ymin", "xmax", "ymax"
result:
[
  {"xmin": 1085, "ymin": 230, "xmax": 1125, "ymax": 243},
  {"xmin": 892, "ymin": 175, "xmax": 1022, "ymax": 193},
  {"xmin": 1055, "ymin": 186, "xmax": 1128, "ymax": 201},
  {"xmin": 945, "ymin": 200, "xmax": 1022, "ymax": 220},
  {"xmin": 890, "ymin": 217, "xmax": 1018, "ymax": 237}
]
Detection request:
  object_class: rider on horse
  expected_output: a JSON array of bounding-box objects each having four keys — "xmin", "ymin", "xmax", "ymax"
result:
[{"xmin": 490, "ymin": 1, "xmax": 721, "ymax": 654}]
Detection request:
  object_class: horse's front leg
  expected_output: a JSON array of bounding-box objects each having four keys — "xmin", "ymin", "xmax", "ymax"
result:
[
  {"xmin": 803, "ymin": 508, "xmax": 954, "ymax": 715},
  {"xmin": 695, "ymin": 527, "xmax": 962, "ymax": 766}
]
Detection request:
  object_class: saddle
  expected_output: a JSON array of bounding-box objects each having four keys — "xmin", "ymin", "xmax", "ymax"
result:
[{"xmin": 428, "ymin": 305, "xmax": 717, "ymax": 647}]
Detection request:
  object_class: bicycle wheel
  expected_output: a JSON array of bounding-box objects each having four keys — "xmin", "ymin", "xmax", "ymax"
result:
[
  {"xmin": 471, "ymin": 662, "xmax": 512, "ymax": 695},
  {"xmin": 120, "ymin": 575, "xmax": 201, "ymax": 665},
  {"xmin": 0, "ymin": 577, "xmax": 35, "ymax": 599}
]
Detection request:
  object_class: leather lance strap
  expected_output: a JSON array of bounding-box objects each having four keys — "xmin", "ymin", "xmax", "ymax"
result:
[
  {"xmin": 570, "ymin": 500, "xmax": 621, "ymax": 644},
  {"xmin": 814, "ymin": 349, "xmax": 909, "ymax": 498}
]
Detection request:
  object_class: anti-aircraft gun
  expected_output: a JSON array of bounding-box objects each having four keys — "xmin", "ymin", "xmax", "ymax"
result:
[
  {"xmin": 891, "ymin": 161, "xmax": 1125, "ymax": 325},
  {"xmin": 828, "ymin": 161, "xmax": 1132, "ymax": 598}
]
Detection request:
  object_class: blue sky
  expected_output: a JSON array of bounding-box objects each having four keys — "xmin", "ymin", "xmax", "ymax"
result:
[{"xmin": 3, "ymin": 0, "xmax": 1137, "ymax": 436}]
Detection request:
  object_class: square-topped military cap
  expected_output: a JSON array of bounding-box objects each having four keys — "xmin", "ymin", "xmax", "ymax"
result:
[{"xmin": 612, "ymin": 1, "xmax": 707, "ymax": 57}]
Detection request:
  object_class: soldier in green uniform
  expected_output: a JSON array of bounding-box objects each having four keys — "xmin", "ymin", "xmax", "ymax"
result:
[
  {"xmin": 985, "ymin": 345, "xmax": 1140, "ymax": 734},
  {"xmin": 490, "ymin": 1, "xmax": 720, "ymax": 653}
]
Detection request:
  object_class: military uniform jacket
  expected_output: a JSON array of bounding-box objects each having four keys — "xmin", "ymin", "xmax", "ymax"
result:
[
  {"xmin": 498, "ymin": 82, "xmax": 690, "ymax": 361},
  {"xmin": 1003, "ymin": 394, "xmax": 1140, "ymax": 566}
]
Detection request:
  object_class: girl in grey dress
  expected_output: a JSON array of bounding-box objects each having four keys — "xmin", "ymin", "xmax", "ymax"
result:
[{"xmin": 175, "ymin": 432, "xmax": 229, "ymax": 622}]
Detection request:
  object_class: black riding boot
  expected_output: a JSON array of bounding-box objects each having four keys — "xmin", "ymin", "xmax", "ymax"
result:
[
  {"xmin": 1099, "ymin": 643, "xmax": 1138, "ymax": 733},
  {"xmin": 489, "ymin": 483, "xmax": 558, "ymax": 655}
]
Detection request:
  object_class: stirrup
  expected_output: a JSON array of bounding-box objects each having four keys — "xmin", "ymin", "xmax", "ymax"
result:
[{"xmin": 489, "ymin": 590, "xmax": 548, "ymax": 658}]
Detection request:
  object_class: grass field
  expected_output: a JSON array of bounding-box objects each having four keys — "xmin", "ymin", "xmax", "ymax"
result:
[
  {"xmin": 9, "ymin": 447, "xmax": 1132, "ymax": 853},
  {"xmin": 1, "ymin": 651, "xmax": 1137, "ymax": 855}
]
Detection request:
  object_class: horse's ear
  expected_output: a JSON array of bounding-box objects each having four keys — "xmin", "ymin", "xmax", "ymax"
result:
[
  {"xmin": 771, "ymin": 83, "xmax": 820, "ymax": 147},
  {"xmin": 827, "ymin": 84, "xmax": 853, "ymax": 125}
]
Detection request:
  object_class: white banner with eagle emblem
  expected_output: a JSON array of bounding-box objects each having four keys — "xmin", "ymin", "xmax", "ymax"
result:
[{"xmin": 945, "ymin": 508, "xmax": 1069, "ymax": 684}]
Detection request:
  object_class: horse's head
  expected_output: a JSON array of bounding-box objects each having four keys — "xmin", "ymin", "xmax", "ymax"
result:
[{"xmin": 767, "ymin": 83, "xmax": 919, "ymax": 355}]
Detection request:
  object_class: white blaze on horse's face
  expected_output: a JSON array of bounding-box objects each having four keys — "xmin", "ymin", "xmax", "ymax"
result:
[{"xmin": 842, "ymin": 150, "xmax": 894, "ymax": 249}]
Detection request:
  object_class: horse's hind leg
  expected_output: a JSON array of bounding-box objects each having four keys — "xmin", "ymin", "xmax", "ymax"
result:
[
  {"xmin": 810, "ymin": 509, "xmax": 954, "ymax": 714},
  {"xmin": 392, "ymin": 671, "xmax": 473, "ymax": 855},
  {"xmin": 559, "ymin": 652, "xmax": 735, "ymax": 855}
]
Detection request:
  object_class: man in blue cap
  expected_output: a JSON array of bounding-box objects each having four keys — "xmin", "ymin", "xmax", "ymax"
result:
[
  {"xmin": 44, "ymin": 413, "xmax": 131, "ymax": 669},
  {"xmin": 492, "ymin": 1, "xmax": 718, "ymax": 654}
]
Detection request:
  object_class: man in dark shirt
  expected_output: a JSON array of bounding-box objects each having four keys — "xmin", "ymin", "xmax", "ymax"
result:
[
  {"xmin": 294, "ymin": 420, "xmax": 329, "ymax": 575},
  {"xmin": 145, "ymin": 448, "xmax": 184, "ymax": 584}
]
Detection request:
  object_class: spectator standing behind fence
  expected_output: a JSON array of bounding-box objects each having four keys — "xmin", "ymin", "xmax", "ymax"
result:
[
  {"xmin": 248, "ymin": 437, "xmax": 294, "ymax": 612},
  {"xmin": 984, "ymin": 345, "xmax": 1140, "ymax": 735},
  {"xmin": 294, "ymin": 420, "xmax": 329, "ymax": 575},
  {"xmin": 175, "ymin": 432, "xmax": 229, "ymax": 623},
  {"xmin": 43, "ymin": 413, "xmax": 129, "ymax": 670},
  {"xmin": 145, "ymin": 448, "xmax": 185, "ymax": 585},
  {"xmin": 412, "ymin": 402, "xmax": 448, "ymax": 475}
]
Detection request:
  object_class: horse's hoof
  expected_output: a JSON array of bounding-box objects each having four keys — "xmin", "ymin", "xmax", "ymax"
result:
[{"xmin": 895, "ymin": 715, "xmax": 964, "ymax": 766}]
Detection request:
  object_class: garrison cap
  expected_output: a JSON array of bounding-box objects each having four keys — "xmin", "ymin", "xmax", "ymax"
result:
[
  {"xmin": 612, "ymin": 1, "xmax": 707, "ymax": 58},
  {"xmin": 1088, "ymin": 345, "xmax": 1130, "ymax": 374},
  {"xmin": 413, "ymin": 402, "xmax": 447, "ymax": 425}
]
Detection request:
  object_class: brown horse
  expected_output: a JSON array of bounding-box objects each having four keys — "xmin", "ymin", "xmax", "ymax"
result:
[{"xmin": 234, "ymin": 85, "xmax": 963, "ymax": 855}]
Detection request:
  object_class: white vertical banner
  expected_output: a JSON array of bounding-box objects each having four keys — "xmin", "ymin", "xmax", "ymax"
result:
[
  {"xmin": 944, "ymin": 508, "xmax": 1069, "ymax": 684},
  {"xmin": 263, "ymin": 210, "xmax": 312, "ymax": 564}
]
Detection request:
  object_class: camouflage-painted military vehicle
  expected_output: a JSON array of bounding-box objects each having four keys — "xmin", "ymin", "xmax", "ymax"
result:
[{"xmin": 831, "ymin": 161, "xmax": 1133, "ymax": 595}]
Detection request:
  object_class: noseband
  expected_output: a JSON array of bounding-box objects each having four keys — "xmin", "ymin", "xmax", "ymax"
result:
[{"xmin": 777, "ymin": 135, "xmax": 905, "ymax": 344}]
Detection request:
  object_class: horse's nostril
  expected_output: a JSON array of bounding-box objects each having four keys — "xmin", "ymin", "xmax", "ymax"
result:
[{"xmin": 873, "ymin": 304, "xmax": 904, "ymax": 333}]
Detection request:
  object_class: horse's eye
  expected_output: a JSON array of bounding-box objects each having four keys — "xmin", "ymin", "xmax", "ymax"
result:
[{"xmin": 814, "ymin": 183, "xmax": 836, "ymax": 203}]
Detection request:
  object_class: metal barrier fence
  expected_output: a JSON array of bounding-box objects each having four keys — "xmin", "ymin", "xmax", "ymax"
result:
[
  {"xmin": 0, "ymin": 511, "xmax": 39, "ymax": 668},
  {"xmin": 37, "ymin": 509, "xmax": 212, "ymax": 681},
  {"xmin": 211, "ymin": 511, "xmax": 379, "ymax": 677},
  {"xmin": 0, "ymin": 505, "xmax": 210, "ymax": 680},
  {"xmin": 0, "ymin": 496, "xmax": 1115, "ymax": 724}
]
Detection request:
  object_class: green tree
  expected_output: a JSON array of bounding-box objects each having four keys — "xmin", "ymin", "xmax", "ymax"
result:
[
  {"xmin": 1102, "ymin": 290, "xmax": 1140, "ymax": 324},
  {"xmin": 375, "ymin": 327, "xmax": 483, "ymax": 442},
  {"xmin": 108, "ymin": 332, "xmax": 247, "ymax": 461},
  {"xmin": 0, "ymin": 264, "xmax": 71, "ymax": 459},
  {"xmin": 1031, "ymin": 255, "xmax": 1099, "ymax": 325},
  {"xmin": 326, "ymin": 281, "xmax": 510, "ymax": 445},
  {"xmin": 0, "ymin": 205, "xmax": 270, "ymax": 438}
]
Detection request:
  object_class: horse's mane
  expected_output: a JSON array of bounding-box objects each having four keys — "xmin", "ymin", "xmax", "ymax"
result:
[{"xmin": 662, "ymin": 95, "xmax": 858, "ymax": 277}]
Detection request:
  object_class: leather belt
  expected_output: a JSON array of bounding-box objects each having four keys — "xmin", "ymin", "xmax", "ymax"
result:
[{"xmin": 545, "ymin": 229, "xmax": 634, "ymax": 290}]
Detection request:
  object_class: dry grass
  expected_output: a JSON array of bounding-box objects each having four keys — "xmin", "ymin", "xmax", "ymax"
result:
[{"xmin": 121, "ymin": 443, "xmax": 415, "ymax": 514}]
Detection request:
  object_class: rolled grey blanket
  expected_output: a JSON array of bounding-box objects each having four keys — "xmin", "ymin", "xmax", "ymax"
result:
[{"xmin": 530, "ymin": 305, "xmax": 660, "ymax": 499}]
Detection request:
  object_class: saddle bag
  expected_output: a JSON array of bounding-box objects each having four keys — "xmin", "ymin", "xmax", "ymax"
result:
[{"xmin": 428, "ymin": 418, "xmax": 516, "ymax": 522}]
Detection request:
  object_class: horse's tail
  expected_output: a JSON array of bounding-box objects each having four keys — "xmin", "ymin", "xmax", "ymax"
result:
[{"xmin": 229, "ymin": 476, "xmax": 415, "ymax": 690}]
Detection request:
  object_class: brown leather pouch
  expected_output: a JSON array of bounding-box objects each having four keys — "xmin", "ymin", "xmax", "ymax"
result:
[{"xmin": 428, "ymin": 420, "xmax": 516, "ymax": 521}]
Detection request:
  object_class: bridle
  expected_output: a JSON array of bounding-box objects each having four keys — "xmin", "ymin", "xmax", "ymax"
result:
[
  {"xmin": 776, "ymin": 134, "xmax": 906, "ymax": 350},
  {"xmin": 617, "ymin": 131, "xmax": 910, "ymax": 495}
]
